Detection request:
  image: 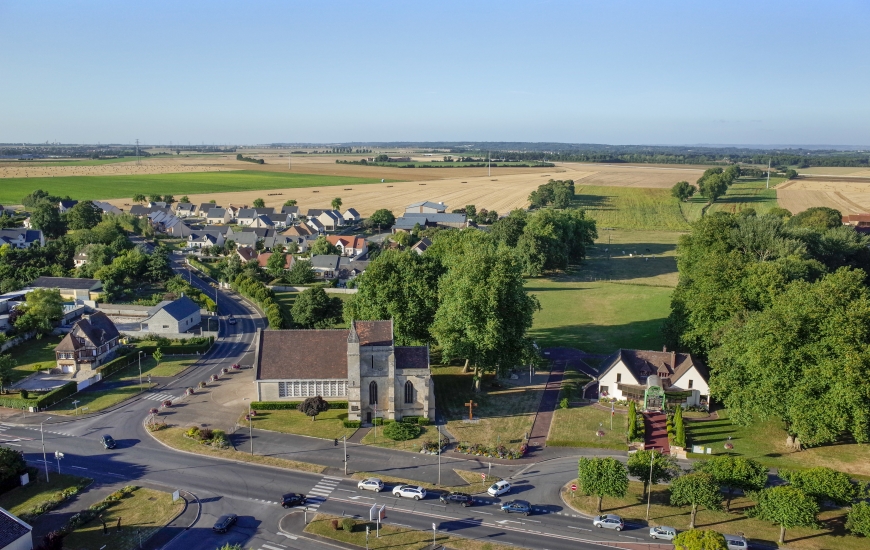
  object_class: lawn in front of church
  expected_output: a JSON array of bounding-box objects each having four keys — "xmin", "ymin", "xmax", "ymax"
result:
[{"xmin": 245, "ymin": 407, "xmax": 357, "ymax": 440}]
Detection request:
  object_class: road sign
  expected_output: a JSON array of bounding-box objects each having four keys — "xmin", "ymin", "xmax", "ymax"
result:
[
  {"xmin": 571, "ymin": 483, "xmax": 577, "ymax": 492},
  {"xmin": 172, "ymin": 490, "xmax": 180, "ymax": 502},
  {"xmin": 481, "ymin": 473, "xmax": 486, "ymax": 480}
]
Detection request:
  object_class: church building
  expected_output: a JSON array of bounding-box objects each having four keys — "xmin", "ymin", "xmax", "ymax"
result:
[{"xmin": 253, "ymin": 320, "xmax": 435, "ymax": 423}]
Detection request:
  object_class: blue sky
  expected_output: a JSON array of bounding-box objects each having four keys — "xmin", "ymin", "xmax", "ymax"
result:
[{"xmin": 1, "ymin": 0, "xmax": 868, "ymax": 146}]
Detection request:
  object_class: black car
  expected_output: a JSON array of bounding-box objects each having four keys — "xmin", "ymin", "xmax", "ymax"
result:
[
  {"xmin": 101, "ymin": 435, "xmax": 116, "ymax": 449},
  {"xmin": 440, "ymin": 492, "xmax": 474, "ymax": 507},
  {"xmin": 281, "ymin": 493, "xmax": 306, "ymax": 508},
  {"xmin": 212, "ymin": 514, "xmax": 237, "ymax": 533}
]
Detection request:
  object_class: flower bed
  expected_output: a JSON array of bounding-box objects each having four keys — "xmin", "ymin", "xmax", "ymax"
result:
[
  {"xmin": 455, "ymin": 442, "xmax": 527, "ymax": 459},
  {"xmin": 420, "ymin": 437, "xmax": 449, "ymax": 455}
]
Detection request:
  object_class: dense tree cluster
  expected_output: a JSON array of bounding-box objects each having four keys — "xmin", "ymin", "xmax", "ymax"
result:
[
  {"xmin": 528, "ymin": 179, "xmax": 575, "ymax": 209},
  {"xmin": 291, "ymin": 287, "xmax": 343, "ymax": 329},
  {"xmin": 665, "ymin": 207, "xmax": 870, "ymax": 446},
  {"xmin": 696, "ymin": 166, "xmax": 741, "ymax": 203}
]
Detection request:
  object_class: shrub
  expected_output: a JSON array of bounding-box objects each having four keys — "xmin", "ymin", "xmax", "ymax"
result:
[
  {"xmin": 199, "ymin": 381, "xmax": 207, "ymax": 388},
  {"xmin": 340, "ymin": 518, "xmax": 355, "ymax": 532},
  {"xmin": 331, "ymin": 519, "xmax": 339, "ymax": 531},
  {"xmin": 185, "ymin": 426, "xmax": 200, "ymax": 439},
  {"xmin": 343, "ymin": 420, "xmax": 361, "ymax": 428},
  {"xmin": 199, "ymin": 428, "xmax": 214, "ymax": 441},
  {"xmin": 373, "ymin": 417, "xmax": 384, "ymax": 426},
  {"xmin": 383, "ymin": 421, "xmax": 421, "ymax": 441},
  {"xmin": 19, "ymin": 389, "xmax": 28, "ymax": 400},
  {"xmin": 559, "ymin": 397, "xmax": 569, "ymax": 409},
  {"xmin": 417, "ymin": 417, "xmax": 430, "ymax": 426}
]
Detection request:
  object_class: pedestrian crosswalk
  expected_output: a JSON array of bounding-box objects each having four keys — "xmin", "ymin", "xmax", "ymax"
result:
[
  {"xmin": 305, "ymin": 475, "xmax": 342, "ymax": 510},
  {"xmin": 143, "ymin": 392, "xmax": 178, "ymax": 402},
  {"xmin": 258, "ymin": 543, "xmax": 288, "ymax": 550}
]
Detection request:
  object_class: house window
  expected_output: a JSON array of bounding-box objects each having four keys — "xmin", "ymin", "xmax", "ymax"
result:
[
  {"xmin": 616, "ymin": 373, "xmax": 622, "ymax": 383},
  {"xmin": 404, "ymin": 381, "xmax": 414, "ymax": 404},
  {"xmin": 688, "ymin": 379, "xmax": 693, "ymax": 389},
  {"xmin": 369, "ymin": 381, "xmax": 378, "ymax": 405},
  {"xmin": 600, "ymin": 385, "xmax": 609, "ymax": 396}
]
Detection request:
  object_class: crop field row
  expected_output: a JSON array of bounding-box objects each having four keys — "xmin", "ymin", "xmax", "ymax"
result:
[
  {"xmin": 574, "ymin": 185, "xmax": 691, "ymax": 231},
  {"xmin": 680, "ymin": 177, "xmax": 781, "ymax": 222},
  {"xmin": 0, "ymin": 170, "xmax": 393, "ymax": 205}
]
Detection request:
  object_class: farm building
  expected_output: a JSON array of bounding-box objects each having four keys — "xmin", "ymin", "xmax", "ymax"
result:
[
  {"xmin": 405, "ymin": 201, "xmax": 447, "ymax": 214},
  {"xmin": 28, "ymin": 276, "xmax": 102, "ymax": 300}
]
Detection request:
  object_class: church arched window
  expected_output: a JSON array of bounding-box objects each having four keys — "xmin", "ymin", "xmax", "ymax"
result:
[
  {"xmin": 404, "ymin": 381, "xmax": 414, "ymax": 404},
  {"xmin": 369, "ymin": 381, "xmax": 378, "ymax": 405}
]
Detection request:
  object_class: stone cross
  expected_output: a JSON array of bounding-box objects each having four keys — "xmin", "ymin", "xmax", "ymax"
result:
[{"xmin": 464, "ymin": 400, "xmax": 477, "ymax": 421}]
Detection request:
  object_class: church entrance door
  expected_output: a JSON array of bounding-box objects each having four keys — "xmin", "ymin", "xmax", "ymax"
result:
[{"xmin": 366, "ymin": 411, "xmax": 372, "ymax": 423}]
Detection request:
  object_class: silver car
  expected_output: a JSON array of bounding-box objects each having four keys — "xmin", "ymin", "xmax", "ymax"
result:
[
  {"xmin": 725, "ymin": 535, "xmax": 749, "ymax": 550},
  {"xmin": 357, "ymin": 478, "xmax": 384, "ymax": 492},
  {"xmin": 650, "ymin": 526, "xmax": 677, "ymax": 540},
  {"xmin": 392, "ymin": 484, "xmax": 426, "ymax": 500},
  {"xmin": 593, "ymin": 514, "xmax": 624, "ymax": 531}
]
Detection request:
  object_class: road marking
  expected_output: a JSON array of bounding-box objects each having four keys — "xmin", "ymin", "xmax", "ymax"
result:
[
  {"xmin": 276, "ymin": 533, "xmax": 297, "ymax": 540},
  {"xmin": 105, "ymin": 472, "xmax": 126, "ymax": 478},
  {"xmin": 4, "ymin": 443, "xmax": 20, "ymax": 447},
  {"xmin": 567, "ymin": 526, "xmax": 591, "ymax": 532},
  {"xmin": 70, "ymin": 466, "xmax": 88, "ymax": 470},
  {"xmin": 335, "ymin": 488, "xmax": 355, "ymax": 492},
  {"xmin": 261, "ymin": 544, "xmax": 286, "ymax": 550},
  {"xmin": 496, "ymin": 519, "xmax": 523, "ymax": 525}
]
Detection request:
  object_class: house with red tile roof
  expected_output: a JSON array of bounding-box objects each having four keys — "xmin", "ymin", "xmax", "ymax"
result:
[
  {"xmin": 326, "ymin": 235, "xmax": 368, "ymax": 257},
  {"xmin": 253, "ymin": 320, "xmax": 434, "ymax": 423}
]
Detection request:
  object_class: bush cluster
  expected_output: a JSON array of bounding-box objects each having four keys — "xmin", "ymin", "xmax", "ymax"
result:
[
  {"xmin": 251, "ymin": 401, "xmax": 348, "ymax": 410},
  {"xmin": 383, "ymin": 421, "xmax": 421, "ymax": 441},
  {"xmin": 184, "ymin": 426, "xmax": 228, "ymax": 449},
  {"xmin": 232, "ymin": 275, "xmax": 286, "ymax": 328}
]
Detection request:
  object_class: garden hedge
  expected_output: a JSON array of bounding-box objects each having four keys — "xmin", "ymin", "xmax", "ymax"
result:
[{"xmin": 252, "ymin": 401, "xmax": 348, "ymax": 410}]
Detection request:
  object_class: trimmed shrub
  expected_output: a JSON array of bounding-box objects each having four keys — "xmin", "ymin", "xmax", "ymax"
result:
[
  {"xmin": 252, "ymin": 401, "xmax": 348, "ymax": 410},
  {"xmin": 417, "ymin": 417, "xmax": 430, "ymax": 426},
  {"xmin": 559, "ymin": 397, "xmax": 569, "ymax": 409},
  {"xmin": 340, "ymin": 518, "xmax": 355, "ymax": 532},
  {"xmin": 383, "ymin": 421, "xmax": 421, "ymax": 441},
  {"xmin": 343, "ymin": 420, "xmax": 361, "ymax": 428}
]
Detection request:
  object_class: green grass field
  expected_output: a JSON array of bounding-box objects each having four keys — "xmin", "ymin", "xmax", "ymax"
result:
[
  {"xmin": 5, "ymin": 335, "xmax": 65, "ymax": 384},
  {"xmin": 581, "ymin": 229, "xmax": 682, "ymax": 287},
  {"xmin": 274, "ymin": 290, "xmax": 350, "ymax": 328},
  {"xmin": 246, "ymin": 408, "xmax": 357, "ymax": 440},
  {"xmin": 0, "ymin": 473, "xmax": 91, "ymax": 518},
  {"xmin": 680, "ymin": 177, "xmax": 783, "ymax": 222},
  {"xmin": 574, "ymin": 185, "xmax": 691, "ymax": 231},
  {"xmin": 527, "ymin": 277, "xmax": 672, "ymax": 354},
  {"xmin": 0, "ymin": 170, "xmax": 396, "ymax": 204},
  {"xmin": 548, "ymin": 403, "xmax": 628, "ymax": 449}
]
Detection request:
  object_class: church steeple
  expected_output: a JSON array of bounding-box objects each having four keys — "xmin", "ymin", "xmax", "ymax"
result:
[{"xmin": 347, "ymin": 320, "xmax": 359, "ymax": 344}]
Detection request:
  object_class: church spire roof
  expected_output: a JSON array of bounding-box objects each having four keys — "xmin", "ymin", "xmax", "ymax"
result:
[{"xmin": 347, "ymin": 320, "xmax": 359, "ymax": 344}]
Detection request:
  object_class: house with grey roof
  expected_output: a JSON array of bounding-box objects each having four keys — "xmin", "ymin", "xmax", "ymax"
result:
[
  {"xmin": 175, "ymin": 202, "xmax": 196, "ymax": 217},
  {"xmin": 93, "ymin": 200, "xmax": 123, "ymax": 215},
  {"xmin": 253, "ymin": 320, "xmax": 434, "ymax": 423},
  {"xmin": 251, "ymin": 214, "xmax": 275, "ymax": 229},
  {"xmin": 317, "ymin": 210, "xmax": 343, "ymax": 230},
  {"xmin": 0, "ymin": 507, "xmax": 32, "ymax": 550},
  {"xmin": 236, "ymin": 208, "xmax": 259, "ymax": 226},
  {"xmin": 309, "ymin": 255, "xmax": 341, "ymax": 279},
  {"xmin": 129, "ymin": 205, "xmax": 152, "ymax": 217},
  {"xmin": 266, "ymin": 213, "xmax": 291, "ymax": 228},
  {"xmin": 58, "ymin": 199, "xmax": 79, "ymax": 213},
  {"xmin": 206, "ymin": 207, "xmax": 231, "ymax": 225},
  {"xmin": 55, "ymin": 311, "xmax": 121, "ymax": 375},
  {"xmin": 198, "ymin": 203, "xmax": 215, "ymax": 215},
  {"xmin": 307, "ymin": 218, "xmax": 326, "ymax": 234},
  {"xmin": 281, "ymin": 205, "xmax": 299, "ymax": 219},
  {"xmin": 140, "ymin": 295, "xmax": 201, "ymax": 334},
  {"xmin": 411, "ymin": 237, "xmax": 432, "ymax": 255},
  {"xmin": 0, "ymin": 228, "xmax": 44, "ymax": 249},
  {"xmin": 405, "ymin": 201, "xmax": 447, "ymax": 214},
  {"xmin": 187, "ymin": 230, "xmax": 226, "ymax": 248},
  {"xmin": 28, "ymin": 276, "xmax": 102, "ymax": 300},
  {"xmin": 596, "ymin": 348, "xmax": 710, "ymax": 409},
  {"xmin": 343, "ymin": 208, "xmax": 361, "ymax": 222},
  {"xmin": 393, "ymin": 212, "xmax": 466, "ymax": 232}
]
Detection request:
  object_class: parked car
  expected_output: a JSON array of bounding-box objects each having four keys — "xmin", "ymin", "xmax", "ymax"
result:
[
  {"xmin": 725, "ymin": 535, "xmax": 749, "ymax": 550},
  {"xmin": 650, "ymin": 526, "xmax": 677, "ymax": 540},
  {"xmin": 487, "ymin": 480, "xmax": 511, "ymax": 497},
  {"xmin": 392, "ymin": 485, "xmax": 426, "ymax": 500},
  {"xmin": 440, "ymin": 492, "xmax": 474, "ymax": 507},
  {"xmin": 101, "ymin": 435, "xmax": 116, "ymax": 449},
  {"xmin": 593, "ymin": 514, "xmax": 624, "ymax": 531},
  {"xmin": 281, "ymin": 493, "xmax": 306, "ymax": 508},
  {"xmin": 358, "ymin": 478, "xmax": 384, "ymax": 492},
  {"xmin": 212, "ymin": 514, "xmax": 237, "ymax": 533},
  {"xmin": 228, "ymin": 315, "xmax": 237, "ymax": 325},
  {"xmin": 500, "ymin": 500, "xmax": 532, "ymax": 516}
]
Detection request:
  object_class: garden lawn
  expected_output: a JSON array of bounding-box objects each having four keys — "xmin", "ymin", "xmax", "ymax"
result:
[
  {"xmin": 579, "ymin": 229, "xmax": 682, "ymax": 287},
  {"xmin": 48, "ymin": 384, "xmax": 150, "ymax": 415},
  {"xmin": 305, "ymin": 513, "xmax": 516, "ymax": 550},
  {"xmin": 360, "ymin": 424, "xmax": 436, "ymax": 452},
  {"xmin": 5, "ymin": 335, "xmax": 65, "ymax": 384},
  {"xmin": 563, "ymin": 480, "xmax": 861, "ymax": 550},
  {"xmin": 246, "ymin": 408, "xmax": 357, "ymax": 440},
  {"xmin": 116, "ymin": 357, "xmax": 197, "ymax": 380},
  {"xmin": 527, "ymin": 278, "xmax": 672, "ymax": 354},
  {"xmin": 0, "ymin": 170, "xmax": 396, "ymax": 204},
  {"xmin": 574, "ymin": 185, "xmax": 691, "ymax": 231},
  {"xmin": 680, "ymin": 177, "xmax": 783, "ymax": 222},
  {"xmin": 62, "ymin": 487, "xmax": 182, "ymax": 550},
  {"xmin": 434, "ymin": 366, "xmax": 547, "ymax": 448},
  {"xmin": 547, "ymin": 404, "xmax": 628, "ymax": 450},
  {"xmin": 0, "ymin": 474, "xmax": 91, "ymax": 518},
  {"xmin": 685, "ymin": 410, "xmax": 870, "ymax": 477},
  {"xmin": 149, "ymin": 426, "xmax": 325, "ymax": 474}
]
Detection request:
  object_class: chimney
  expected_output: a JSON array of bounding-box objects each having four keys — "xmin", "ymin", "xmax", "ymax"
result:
[
  {"xmin": 662, "ymin": 345, "xmax": 667, "ymax": 352},
  {"xmin": 671, "ymin": 351, "xmax": 676, "ymax": 371}
]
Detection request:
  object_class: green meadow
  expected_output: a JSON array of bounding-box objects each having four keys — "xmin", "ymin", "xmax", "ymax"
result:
[
  {"xmin": 0, "ymin": 170, "xmax": 395, "ymax": 204},
  {"xmin": 574, "ymin": 185, "xmax": 691, "ymax": 231}
]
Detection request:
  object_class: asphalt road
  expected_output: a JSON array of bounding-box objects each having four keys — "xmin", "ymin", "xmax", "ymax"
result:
[{"xmin": 0, "ymin": 245, "xmax": 665, "ymax": 550}]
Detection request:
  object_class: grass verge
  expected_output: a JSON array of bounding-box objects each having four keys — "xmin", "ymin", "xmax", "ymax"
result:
[
  {"xmin": 5, "ymin": 335, "xmax": 65, "ymax": 384},
  {"xmin": 49, "ymin": 384, "xmax": 153, "ymax": 415},
  {"xmin": 304, "ymin": 513, "xmax": 517, "ymax": 550},
  {"xmin": 149, "ymin": 426, "xmax": 326, "ymax": 474},
  {"xmin": 62, "ymin": 487, "xmax": 182, "ymax": 550},
  {"xmin": 0, "ymin": 474, "xmax": 92, "ymax": 519},
  {"xmin": 246, "ymin": 408, "xmax": 357, "ymax": 440},
  {"xmin": 359, "ymin": 425, "xmax": 437, "ymax": 452},
  {"xmin": 547, "ymin": 404, "xmax": 628, "ymax": 450},
  {"xmin": 561, "ymin": 479, "xmax": 860, "ymax": 550}
]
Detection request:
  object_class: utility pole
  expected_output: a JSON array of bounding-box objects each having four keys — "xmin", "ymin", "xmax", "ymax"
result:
[
  {"xmin": 437, "ymin": 424, "xmax": 442, "ymax": 487},
  {"xmin": 40, "ymin": 417, "xmax": 52, "ymax": 482},
  {"xmin": 645, "ymin": 451, "xmax": 655, "ymax": 520},
  {"xmin": 766, "ymin": 159, "xmax": 771, "ymax": 189},
  {"xmin": 135, "ymin": 139, "xmax": 140, "ymax": 166},
  {"xmin": 343, "ymin": 435, "xmax": 348, "ymax": 475},
  {"xmin": 488, "ymin": 151, "xmax": 491, "ymax": 177},
  {"xmin": 249, "ymin": 402, "xmax": 254, "ymax": 455}
]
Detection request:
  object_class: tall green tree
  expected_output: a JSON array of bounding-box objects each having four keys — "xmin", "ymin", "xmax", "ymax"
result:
[
  {"xmin": 65, "ymin": 201, "xmax": 102, "ymax": 230},
  {"xmin": 577, "ymin": 457, "xmax": 629, "ymax": 513},
  {"xmin": 0, "ymin": 354, "xmax": 14, "ymax": 393},
  {"xmin": 0, "ymin": 447, "xmax": 27, "ymax": 483},
  {"xmin": 626, "ymin": 450, "xmax": 679, "ymax": 498},
  {"xmin": 30, "ymin": 203, "xmax": 66, "ymax": 238},
  {"xmin": 694, "ymin": 456, "xmax": 768, "ymax": 511},
  {"xmin": 266, "ymin": 252, "xmax": 288, "ymax": 278},
  {"xmin": 133, "ymin": 193, "xmax": 146, "ymax": 204},
  {"xmin": 514, "ymin": 209, "xmax": 597, "ymax": 276},
  {"xmin": 283, "ymin": 199, "xmax": 297, "ymax": 207},
  {"xmin": 669, "ymin": 473, "xmax": 722, "ymax": 528},
  {"xmin": 291, "ymin": 287, "xmax": 343, "ymax": 329},
  {"xmin": 672, "ymin": 181, "xmax": 695, "ymax": 202},
  {"xmin": 310, "ymin": 236, "xmax": 339, "ymax": 256},
  {"xmin": 673, "ymin": 405, "xmax": 686, "ymax": 447},
  {"xmin": 749, "ymin": 486, "xmax": 818, "ymax": 544},
  {"xmin": 297, "ymin": 395, "xmax": 330, "ymax": 421},
  {"xmin": 490, "ymin": 209, "xmax": 528, "ymax": 247},
  {"xmin": 672, "ymin": 530, "xmax": 727, "ymax": 550},
  {"xmin": 343, "ymin": 250, "xmax": 443, "ymax": 345},
  {"xmin": 331, "ymin": 197, "xmax": 343, "ymax": 211},
  {"xmin": 285, "ymin": 259, "xmax": 315, "ymax": 284},
  {"xmin": 148, "ymin": 194, "xmax": 162, "ymax": 203},
  {"xmin": 788, "ymin": 206, "xmax": 844, "ymax": 231},
  {"xmin": 779, "ymin": 467, "xmax": 860, "ymax": 506},
  {"xmin": 252, "ymin": 198, "xmax": 266, "ymax": 208},
  {"xmin": 14, "ymin": 288, "xmax": 64, "ymax": 336},
  {"xmin": 368, "ymin": 209, "xmax": 395, "ymax": 229},
  {"xmin": 430, "ymin": 231, "xmax": 540, "ymax": 381},
  {"xmin": 627, "ymin": 401, "xmax": 638, "ymax": 440},
  {"xmin": 179, "ymin": 195, "xmax": 190, "ymax": 203}
]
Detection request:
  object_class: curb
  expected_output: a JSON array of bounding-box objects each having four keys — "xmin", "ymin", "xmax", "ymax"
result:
[{"xmin": 559, "ymin": 480, "xmax": 595, "ymax": 519}]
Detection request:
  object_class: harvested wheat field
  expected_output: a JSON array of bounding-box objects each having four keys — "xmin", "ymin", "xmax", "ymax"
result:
[
  {"xmin": 777, "ymin": 177, "xmax": 870, "ymax": 214},
  {"xmin": 566, "ymin": 163, "xmax": 705, "ymax": 188},
  {"xmin": 792, "ymin": 167, "xmax": 870, "ymax": 177}
]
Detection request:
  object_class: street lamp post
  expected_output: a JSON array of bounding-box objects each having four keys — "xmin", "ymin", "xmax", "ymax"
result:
[
  {"xmin": 249, "ymin": 402, "xmax": 253, "ymax": 456},
  {"xmin": 437, "ymin": 424, "xmax": 442, "ymax": 487},
  {"xmin": 40, "ymin": 417, "xmax": 52, "ymax": 482},
  {"xmin": 138, "ymin": 351, "xmax": 145, "ymax": 387},
  {"xmin": 343, "ymin": 435, "xmax": 347, "ymax": 476}
]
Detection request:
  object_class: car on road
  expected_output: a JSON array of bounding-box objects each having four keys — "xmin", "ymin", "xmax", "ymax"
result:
[
  {"xmin": 358, "ymin": 478, "xmax": 384, "ymax": 492},
  {"xmin": 281, "ymin": 493, "xmax": 306, "ymax": 508},
  {"xmin": 440, "ymin": 492, "xmax": 474, "ymax": 507},
  {"xmin": 650, "ymin": 526, "xmax": 677, "ymax": 540},
  {"xmin": 725, "ymin": 535, "xmax": 749, "ymax": 550},
  {"xmin": 593, "ymin": 514, "xmax": 624, "ymax": 531},
  {"xmin": 101, "ymin": 435, "xmax": 116, "ymax": 449},
  {"xmin": 392, "ymin": 485, "xmax": 426, "ymax": 500},
  {"xmin": 212, "ymin": 513, "xmax": 237, "ymax": 533},
  {"xmin": 228, "ymin": 315, "xmax": 236, "ymax": 325},
  {"xmin": 500, "ymin": 500, "xmax": 532, "ymax": 515},
  {"xmin": 487, "ymin": 480, "xmax": 511, "ymax": 497}
]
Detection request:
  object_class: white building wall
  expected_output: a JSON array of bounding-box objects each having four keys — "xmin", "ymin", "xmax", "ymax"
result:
[{"xmin": 597, "ymin": 360, "xmax": 637, "ymax": 400}]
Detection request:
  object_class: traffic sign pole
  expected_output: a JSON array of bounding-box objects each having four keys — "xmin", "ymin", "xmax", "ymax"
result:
[{"xmin": 571, "ymin": 483, "xmax": 577, "ymax": 498}]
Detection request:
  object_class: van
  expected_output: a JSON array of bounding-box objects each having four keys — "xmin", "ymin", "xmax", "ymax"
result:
[
  {"xmin": 724, "ymin": 535, "xmax": 748, "ymax": 550},
  {"xmin": 487, "ymin": 480, "xmax": 511, "ymax": 497}
]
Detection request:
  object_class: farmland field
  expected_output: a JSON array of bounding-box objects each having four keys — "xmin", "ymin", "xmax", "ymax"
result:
[
  {"xmin": 574, "ymin": 185, "xmax": 691, "ymax": 231},
  {"xmin": 777, "ymin": 175, "xmax": 870, "ymax": 215},
  {"xmin": 680, "ymin": 177, "xmax": 781, "ymax": 222},
  {"xmin": 0, "ymin": 170, "xmax": 394, "ymax": 205}
]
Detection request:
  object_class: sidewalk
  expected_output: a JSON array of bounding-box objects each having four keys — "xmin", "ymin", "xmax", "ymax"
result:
[{"xmin": 29, "ymin": 480, "xmax": 124, "ymax": 542}]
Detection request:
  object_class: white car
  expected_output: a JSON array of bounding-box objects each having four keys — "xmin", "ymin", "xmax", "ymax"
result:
[
  {"xmin": 392, "ymin": 485, "xmax": 426, "ymax": 500},
  {"xmin": 487, "ymin": 480, "xmax": 511, "ymax": 497},
  {"xmin": 358, "ymin": 478, "xmax": 384, "ymax": 492}
]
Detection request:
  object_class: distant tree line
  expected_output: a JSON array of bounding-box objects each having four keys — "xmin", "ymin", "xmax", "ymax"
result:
[{"xmin": 236, "ymin": 153, "xmax": 264, "ymax": 164}]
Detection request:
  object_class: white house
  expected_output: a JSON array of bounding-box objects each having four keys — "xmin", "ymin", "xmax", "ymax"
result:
[
  {"xmin": 206, "ymin": 208, "xmax": 231, "ymax": 225},
  {"xmin": 307, "ymin": 218, "xmax": 326, "ymax": 233},
  {"xmin": 140, "ymin": 296, "xmax": 201, "ymax": 334},
  {"xmin": 596, "ymin": 348, "xmax": 709, "ymax": 409},
  {"xmin": 235, "ymin": 208, "xmax": 259, "ymax": 226},
  {"xmin": 176, "ymin": 203, "xmax": 197, "ymax": 217},
  {"xmin": 327, "ymin": 235, "xmax": 368, "ymax": 257},
  {"xmin": 188, "ymin": 230, "xmax": 226, "ymax": 249},
  {"xmin": 317, "ymin": 210, "xmax": 343, "ymax": 231},
  {"xmin": 343, "ymin": 208, "xmax": 361, "ymax": 223},
  {"xmin": 405, "ymin": 201, "xmax": 446, "ymax": 214},
  {"xmin": 0, "ymin": 507, "xmax": 33, "ymax": 550},
  {"xmin": 0, "ymin": 229, "xmax": 44, "ymax": 249},
  {"xmin": 58, "ymin": 199, "xmax": 78, "ymax": 213}
]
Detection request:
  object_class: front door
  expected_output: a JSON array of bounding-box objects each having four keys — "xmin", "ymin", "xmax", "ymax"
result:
[{"xmin": 366, "ymin": 411, "xmax": 372, "ymax": 423}]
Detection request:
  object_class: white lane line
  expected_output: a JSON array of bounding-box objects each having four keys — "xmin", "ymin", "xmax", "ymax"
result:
[
  {"xmin": 276, "ymin": 533, "xmax": 297, "ymax": 540},
  {"xmin": 70, "ymin": 466, "xmax": 88, "ymax": 470},
  {"xmin": 323, "ymin": 475, "xmax": 343, "ymax": 481},
  {"xmin": 261, "ymin": 544, "xmax": 286, "ymax": 550},
  {"xmin": 105, "ymin": 472, "xmax": 126, "ymax": 478},
  {"xmin": 4, "ymin": 443, "xmax": 20, "ymax": 447},
  {"xmin": 335, "ymin": 488, "xmax": 355, "ymax": 493},
  {"xmin": 568, "ymin": 526, "xmax": 591, "ymax": 532}
]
